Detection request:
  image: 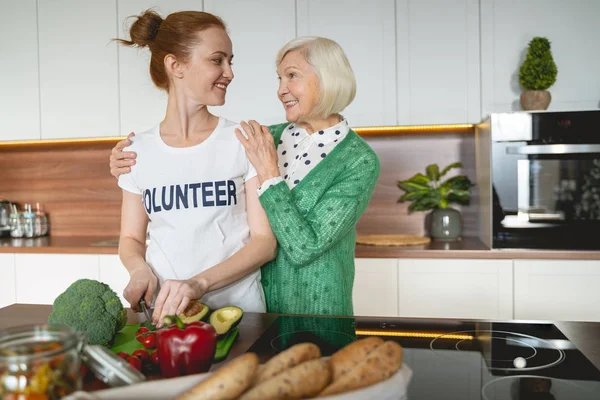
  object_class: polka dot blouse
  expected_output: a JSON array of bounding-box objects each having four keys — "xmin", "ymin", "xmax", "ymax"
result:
[{"xmin": 258, "ymin": 118, "xmax": 350, "ymax": 195}]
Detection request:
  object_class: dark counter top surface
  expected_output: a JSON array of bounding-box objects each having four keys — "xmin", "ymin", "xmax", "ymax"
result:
[
  {"xmin": 0, "ymin": 305, "xmax": 599, "ymax": 371},
  {"xmin": 2, "ymin": 236, "xmax": 600, "ymax": 259},
  {"xmin": 2, "ymin": 304, "xmax": 600, "ymax": 397}
]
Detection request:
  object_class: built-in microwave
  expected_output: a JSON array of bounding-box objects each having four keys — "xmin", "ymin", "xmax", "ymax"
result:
[{"xmin": 476, "ymin": 110, "xmax": 600, "ymax": 250}]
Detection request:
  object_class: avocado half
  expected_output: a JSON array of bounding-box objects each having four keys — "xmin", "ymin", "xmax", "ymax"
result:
[
  {"xmin": 178, "ymin": 300, "xmax": 209, "ymax": 324},
  {"xmin": 209, "ymin": 306, "xmax": 243, "ymax": 336}
]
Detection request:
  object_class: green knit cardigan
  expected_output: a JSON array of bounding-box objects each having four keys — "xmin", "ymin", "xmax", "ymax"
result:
[{"xmin": 259, "ymin": 122, "xmax": 380, "ymax": 316}]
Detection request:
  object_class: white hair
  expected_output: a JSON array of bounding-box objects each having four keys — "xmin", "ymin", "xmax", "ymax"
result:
[{"xmin": 276, "ymin": 36, "xmax": 356, "ymax": 119}]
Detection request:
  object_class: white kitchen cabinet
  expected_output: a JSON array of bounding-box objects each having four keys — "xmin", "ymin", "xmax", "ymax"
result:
[
  {"xmin": 117, "ymin": 1, "xmax": 202, "ymax": 135},
  {"xmin": 38, "ymin": 0, "xmax": 119, "ymax": 139},
  {"xmin": 353, "ymin": 258, "xmax": 399, "ymax": 317},
  {"xmin": 205, "ymin": 0, "xmax": 296, "ymax": 126},
  {"xmin": 397, "ymin": 258, "xmax": 513, "ymax": 320},
  {"xmin": 296, "ymin": 0, "xmax": 396, "ymax": 127},
  {"xmin": 480, "ymin": 0, "xmax": 600, "ymax": 116},
  {"xmin": 0, "ymin": 254, "xmax": 16, "ymax": 309},
  {"xmin": 98, "ymin": 254, "xmax": 130, "ymax": 307},
  {"xmin": 397, "ymin": 0, "xmax": 481, "ymax": 125},
  {"xmin": 0, "ymin": 0, "xmax": 40, "ymax": 141},
  {"xmin": 514, "ymin": 260, "xmax": 600, "ymax": 322},
  {"xmin": 15, "ymin": 254, "xmax": 99, "ymax": 304}
]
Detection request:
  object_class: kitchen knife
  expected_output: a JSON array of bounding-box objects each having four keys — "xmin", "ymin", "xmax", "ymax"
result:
[{"xmin": 139, "ymin": 298, "xmax": 152, "ymax": 322}]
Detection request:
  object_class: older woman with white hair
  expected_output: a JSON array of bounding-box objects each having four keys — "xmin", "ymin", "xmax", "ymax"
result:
[
  {"xmin": 235, "ymin": 36, "xmax": 379, "ymax": 316},
  {"xmin": 110, "ymin": 35, "xmax": 380, "ymax": 317}
]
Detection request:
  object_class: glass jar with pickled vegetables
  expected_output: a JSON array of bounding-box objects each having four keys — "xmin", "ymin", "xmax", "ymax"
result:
[{"xmin": 0, "ymin": 324, "xmax": 85, "ymax": 400}]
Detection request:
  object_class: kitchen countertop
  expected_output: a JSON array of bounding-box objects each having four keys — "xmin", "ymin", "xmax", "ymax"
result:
[
  {"xmin": 1, "ymin": 304, "xmax": 600, "ymax": 395},
  {"xmin": 0, "ymin": 304, "xmax": 278, "ymax": 392},
  {"xmin": 0, "ymin": 305, "xmax": 276, "ymax": 366},
  {"xmin": 2, "ymin": 235, "xmax": 600, "ymax": 260},
  {"xmin": 0, "ymin": 236, "xmax": 119, "ymax": 254}
]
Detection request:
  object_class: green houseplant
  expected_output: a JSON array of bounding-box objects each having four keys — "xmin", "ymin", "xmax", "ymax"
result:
[
  {"xmin": 519, "ymin": 37, "xmax": 558, "ymax": 110},
  {"xmin": 397, "ymin": 162, "xmax": 474, "ymax": 240}
]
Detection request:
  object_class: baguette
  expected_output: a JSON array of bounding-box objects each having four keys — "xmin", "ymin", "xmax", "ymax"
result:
[
  {"xmin": 317, "ymin": 340, "xmax": 403, "ymax": 397},
  {"xmin": 240, "ymin": 358, "xmax": 331, "ymax": 400},
  {"xmin": 254, "ymin": 342, "xmax": 321, "ymax": 385},
  {"xmin": 329, "ymin": 337, "xmax": 384, "ymax": 381},
  {"xmin": 176, "ymin": 353, "xmax": 259, "ymax": 400}
]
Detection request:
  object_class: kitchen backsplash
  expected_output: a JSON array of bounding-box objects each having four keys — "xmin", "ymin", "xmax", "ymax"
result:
[{"xmin": 0, "ymin": 129, "xmax": 477, "ymax": 238}]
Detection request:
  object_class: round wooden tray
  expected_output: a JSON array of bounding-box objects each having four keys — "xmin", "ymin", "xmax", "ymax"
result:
[{"xmin": 356, "ymin": 234, "xmax": 431, "ymax": 246}]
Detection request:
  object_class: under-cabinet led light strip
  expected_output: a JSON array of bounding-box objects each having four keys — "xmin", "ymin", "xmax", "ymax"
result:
[
  {"xmin": 0, "ymin": 124, "xmax": 475, "ymax": 147},
  {"xmin": 355, "ymin": 329, "xmax": 474, "ymax": 340}
]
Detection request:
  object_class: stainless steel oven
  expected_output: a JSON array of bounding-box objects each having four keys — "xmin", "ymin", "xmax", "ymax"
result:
[{"xmin": 476, "ymin": 110, "xmax": 600, "ymax": 250}]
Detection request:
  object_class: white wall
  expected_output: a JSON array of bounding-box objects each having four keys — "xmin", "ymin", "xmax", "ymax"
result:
[
  {"xmin": 1, "ymin": 0, "xmax": 599, "ymax": 141},
  {"xmin": 481, "ymin": 0, "xmax": 600, "ymax": 116},
  {"xmin": 397, "ymin": 0, "xmax": 481, "ymax": 125},
  {"xmin": 0, "ymin": 0, "xmax": 40, "ymax": 141},
  {"xmin": 37, "ymin": 0, "xmax": 120, "ymax": 139}
]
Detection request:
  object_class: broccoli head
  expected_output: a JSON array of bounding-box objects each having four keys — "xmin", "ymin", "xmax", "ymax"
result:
[{"xmin": 48, "ymin": 279, "xmax": 127, "ymax": 346}]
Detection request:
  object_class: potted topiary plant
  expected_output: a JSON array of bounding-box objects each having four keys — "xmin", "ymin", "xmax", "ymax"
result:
[
  {"xmin": 397, "ymin": 162, "xmax": 474, "ymax": 240},
  {"xmin": 519, "ymin": 37, "xmax": 558, "ymax": 110}
]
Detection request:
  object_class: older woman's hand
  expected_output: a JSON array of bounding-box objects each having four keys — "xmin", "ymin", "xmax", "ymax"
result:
[
  {"xmin": 109, "ymin": 132, "xmax": 137, "ymax": 179},
  {"xmin": 151, "ymin": 278, "xmax": 208, "ymax": 328},
  {"xmin": 235, "ymin": 120, "xmax": 280, "ymax": 184}
]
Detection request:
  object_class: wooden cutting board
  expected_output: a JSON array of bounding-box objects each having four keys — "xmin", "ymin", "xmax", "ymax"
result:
[{"xmin": 356, "ymin": 234, "xmax": 431, "ymax": 246}]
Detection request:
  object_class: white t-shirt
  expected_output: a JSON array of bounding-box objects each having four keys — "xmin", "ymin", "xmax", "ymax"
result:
[{"xmin": 118, "ymin": 118, "xmax": 266, "ymax": 312}]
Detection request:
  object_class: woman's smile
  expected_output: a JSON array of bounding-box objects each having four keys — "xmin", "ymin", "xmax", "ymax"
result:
[{"xmin": 215, "ymin": 82, "xmax": 229, "ymax": 92}]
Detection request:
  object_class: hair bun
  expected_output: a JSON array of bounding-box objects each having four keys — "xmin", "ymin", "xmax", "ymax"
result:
[{"xmin": 128, "ymin": 9, "xmax": 163, "ymax": 47}]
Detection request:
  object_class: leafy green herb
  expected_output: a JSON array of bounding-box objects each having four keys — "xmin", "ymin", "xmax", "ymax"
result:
[{"xmin": 397, "ymin": 162, "xmax": 474, "ymax": 212}]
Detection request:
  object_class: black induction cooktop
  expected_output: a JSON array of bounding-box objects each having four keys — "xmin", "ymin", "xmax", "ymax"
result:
[{"xmin": 246, "ymin": 315, "xmax": 600, "ymax": 399}]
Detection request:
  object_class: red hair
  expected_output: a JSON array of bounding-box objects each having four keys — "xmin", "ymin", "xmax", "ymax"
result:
[{"xmin": 116, "ymin": 10, "xmax": 226, "ymax": 91}]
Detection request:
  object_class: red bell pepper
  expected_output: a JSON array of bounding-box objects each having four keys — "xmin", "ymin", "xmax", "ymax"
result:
[{"xmin": 156, "ymin": 315, "xmax": 217, "ymax": 378}]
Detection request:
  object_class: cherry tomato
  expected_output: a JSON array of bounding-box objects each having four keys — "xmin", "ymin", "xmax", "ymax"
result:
[
  {"xmin": 141, "ymin": 332, "xmax": 156, "ymax": 349},
  {"xmin": 128, "ymin": 355, "xmax": 142, "ymax": 372},
  {"xmin": 117, "ymin": 351, "xmax": 129, "ymax": 360},
  {"xmin": 132, "ymin": 349, "xmax": 149, "ymax": 362},
  {"xmin": 136, "ymin": 326, "xmax": 149, "ymax": 336},
  {"xmin": 150, "ymin": 350, "xmax": 159, "ymax": 365}
]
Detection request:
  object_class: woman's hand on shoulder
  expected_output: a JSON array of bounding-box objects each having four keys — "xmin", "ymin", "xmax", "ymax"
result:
[
  {"xmin": 110, "ymin": 132, "xmax": 137, "ymax": 179},
  {"xmin": 152, "ymin": 278, "xmax": 209, "ymax": 328},
  {"xmin": 235, "ymin": 120, "xmax": 280, "ymax": 184}
]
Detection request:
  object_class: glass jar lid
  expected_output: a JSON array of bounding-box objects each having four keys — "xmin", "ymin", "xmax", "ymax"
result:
[{"xmin": 81, "ymin": 345, "xmax": 146, "ymax": 387}]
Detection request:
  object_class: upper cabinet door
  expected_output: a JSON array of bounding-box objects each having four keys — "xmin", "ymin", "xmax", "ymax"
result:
[
  {"xmin": 397, "ymin": 0, "xmax": 481, "ymax": 125},
  {"xmin": 0, "ymin": 0, "xmax": 40, "ymax": 141},
  {"xmin": 296, "ymin": 0, "xmax": 397, "ymax": 127},
  {"xmin": 481, "ymin": 0, "xmax": 600, "ymax": 116},
  {"xmin": 117, "ymin": 1, "xmax": 203, "ymax": 135},
  {"xmin": 205, "ymin": 0, "xmax": 296, "ymax": 126},
  {"xmin": 38, "ymin": 0, "xmax": 119, "ymax": 139}
]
